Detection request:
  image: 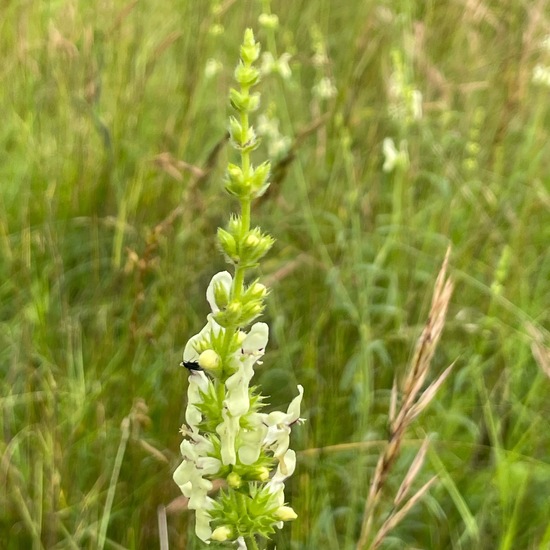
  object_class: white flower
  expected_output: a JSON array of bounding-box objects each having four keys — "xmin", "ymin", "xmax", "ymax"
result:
[
  {"xmin": 275, "ymin": 53, "xmax": 292, "ymax": 80},
  {"xmin": 238, "ymin": 419, "xmax": 268, "ymax": 465},
  {"xmin": 257, "ymin": 114, "xmax": 291, "ymax": 160},
  {"xmin": 195, "ymin": 505, "xmax": 214, "ymax": 541},
  {"xmin": 225, "ymin": 361, "xmax": 254, "ymax": 416},
  {"xmin": 183, "ymin": 314, "xmax": 223, "ymax": 364},
  {"xmin": 312, "ymin": 76, "xmax": 337, "ymax": 100},
  {"xmin": 216, "ymin": 407, "xmax": 240, "ymax": 465},
  {"xmin": 241, "ymin": 322, "xmax": 268, "ymax": 357},
  {"xmin": 206, "ymin": 271, "xmax": 233, "ymax": 313},
  {"xmin": 411, "ymin": 89, "xmax": 423, "ymax": 120},
  {"xmin": 225, "ymin": 322, "xmax": 269, "ymax": 416},
  {"xmin": 261, "ymin": 386, "xmax": 303, "ymax": 473},
  {"xmin": 185, "ymin": 370, "xmax": 209, "ymax": 429},
  {"xmin": 173, "ymin": 458, "xmax": 213, "ymax": 507},
  {"xmin": 382, "ymin": 138, "xmax": 409, "ymax": 173},
  {"xmin": 258, "ymin": 13, "xmax": 279, "ymax": 30},
  {"xmin": 532, "ymin": 64, "xmax": 550, "ymax": 87},
  {"xmin": 205, "ymin": 58, "xmax": 223, "ymax": 79},
  {"xmin": 260, "ymin": 52, "xmax": 292, "ymax": 80}
]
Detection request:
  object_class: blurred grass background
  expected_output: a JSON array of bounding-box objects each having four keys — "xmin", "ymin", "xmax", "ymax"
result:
[{"xmin": 1, "ymin": 0, "xmax": 550, "ymax": 548}]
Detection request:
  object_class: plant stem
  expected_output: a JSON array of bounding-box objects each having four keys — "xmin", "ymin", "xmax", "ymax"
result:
[{"xmin": 245, "ymin": 536, "xmax": 260, "ymax": 550}]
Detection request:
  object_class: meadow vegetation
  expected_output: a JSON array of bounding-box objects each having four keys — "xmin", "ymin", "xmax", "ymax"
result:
[{"xmin": 1, "ymin": 0, "xmax": 549, "ymax": 548}]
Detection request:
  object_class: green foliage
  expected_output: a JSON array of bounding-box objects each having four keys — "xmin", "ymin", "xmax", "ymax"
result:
[{"xmin": 1, "ymin": 0, "xmax": 549, "ymax": 549}]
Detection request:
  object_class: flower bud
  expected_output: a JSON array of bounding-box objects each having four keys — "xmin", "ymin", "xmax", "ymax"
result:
[
  {"xmin": 240, "ymin": 28, "xmax": 260, "ymax": 65},
  {"xmin": 245, "ymin": 232, "xmax": 260, "ymax": 248},
  {"xmin": 226, "ymin": 163, "xmax": 244, "ymax": 183},
  {"xmin": 238, "ymin": 228, "xmax": 275, "ymax": 267},
  {"xmin": 215, "ymin": 301, "xmax": 243, "ymax": 327},
  {"xmin": 225, "ymin": 163, "xmax": 250, "ymax": 198},
  {"xmin": 240, "ymin": 301, "xmax": 265, "ymax": 325},
  {"xmin": 254, "ymin": 466, "xmax": 270, "ymax": 482},
  {"xmin": 227, "ymin": 214, "xmax": 243, "ymax": 235},
  {"xmin": 217, "ymin": 227, "xmax": 238, "ymax": 262},
  {"xmin": 274, "ymin": 506, "xmax": 298, "ymax": 521},
  {"xmin": 229, "ymin": 89, "xmax": 260, "ymax": 113},
  {"xmin": 228, "ymin": 116, "xmax": 244, "ymax": 145},
  {"xmin": 248, "ymin": 282, "xmax": 267, "ymax": 300},
  {"xmin": 198, "ymin": 350, "xmax": 221, "ymax": 373},
  {"xmin": 227, "ymin": 471, "xmax": 242, "ymax": 488},
  {"xmin": 250, "ymin": 161, "xmax": 271, "ymax": 198},
  {"xmin": 212, "ymin": 280, "xmax": 230, "ymax": 312},
  {"xmin": 211, "ymin": 525, "xmax": 233, "ymax": 542},
  {"xmin": 234, "ymin": 62, "xmax": 260, "ymax": 87}
]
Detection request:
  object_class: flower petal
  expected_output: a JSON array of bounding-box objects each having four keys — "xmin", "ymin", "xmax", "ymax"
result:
[{"xmin": 206, "ymin": 271, "xmax": 233, "ymax": 313}]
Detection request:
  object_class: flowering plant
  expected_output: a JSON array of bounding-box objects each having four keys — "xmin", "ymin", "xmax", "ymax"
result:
[{"xmin": 173, "ymin": 29, "xmax": 303, "ymax": 549}]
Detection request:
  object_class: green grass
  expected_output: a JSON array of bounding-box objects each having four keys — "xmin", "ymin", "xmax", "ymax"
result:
[{"xmin": 1, "ymin": 0, "xmax": 550, "ymax": 548}]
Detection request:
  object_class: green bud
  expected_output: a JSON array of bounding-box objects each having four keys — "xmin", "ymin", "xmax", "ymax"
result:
[
  {"xmin": 234, "ymin": 62, "xmax": 260, "ymax": 87},
  {"xmin": 213, "ymin": 278, "xmax": 230, "ymax": 310},
  {"xmin": 228, "ymin": 214, "xmax": 243, "ymax": 235},
  {"xmin": 227, "ymin": 471, "xmax": 242, "ymax": 488},
  {"xmin": 230, "ymin": 89, "xmax": 260, "ymax": 113},
  {"xmin": 227, "ymin": 162, "xmax": 244, "ymax": 182},
  {"xmin": 228, "ymin": 116, "xmax": 243, "ymax": 145},
  {"xmin": 254, "ymin": 466, "xmax": 270, "ymax": 482},
  {"xmin": 244, "ymin": 232, "xmax": 260, "ymax": 248},
  {"xmin": 258, "ymin": 233, "xmax": 275, "ymax": 254},
  {"xmin": 240, "ymin": 28, "xmax": 260, "ymax": 65},
  {"xmin": 250, "ymin": 161, "xmax": 271, "ymax": 198},
  {"xmin": 239, "ymin": 228, "xmax": 262, "ymax": 263},
  {"xmin": 238, "ymin": 228, "xmax": 275, "ymax": 266},
  {"xmin": 227, "ymin": 301, "xmax": 241, "ymax": 317},
  {"xmin": 240, "ymin": 301, "xmax": 265, "ymax": 325},
  {"xmin": 225, "ymin": 163, "xmax": 250, "ymax": 198},
  {"xmin": 215, "ymin": 301, "xmax": 243, "ymax": 326},
  {"xmin": 230, "ymin": 126, "xmax": 260, "ymax": 154},
  {"xmin": 247, "ymin": 281, "xmax": 268, "ymax": 301},
  {"xmin": 217, "ymin": 227, "xmax": 238, "ymax": 262}
]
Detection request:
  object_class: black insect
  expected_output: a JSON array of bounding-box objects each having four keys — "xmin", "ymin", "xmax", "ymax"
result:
[{"xmin": 181, "ymin": 360, "xmax": 203, "ymax": 371}]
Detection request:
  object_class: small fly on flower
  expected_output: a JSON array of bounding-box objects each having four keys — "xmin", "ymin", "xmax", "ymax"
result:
[{"xmin": 181, "ymin": 360, "xmax": 203, "ymax": 371}]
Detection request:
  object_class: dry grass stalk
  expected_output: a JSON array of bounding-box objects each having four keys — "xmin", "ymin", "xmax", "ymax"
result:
[
  {"xmin": 370, "ymin": 476, "xmax": 438, "ymax": 550},
  {"xmin": 394, "ymin": 437, "xmax": 431, "ymax": 507},
  {"xmin": 356, "ymin": 247, "xmax": 454, "ymax": 550}
]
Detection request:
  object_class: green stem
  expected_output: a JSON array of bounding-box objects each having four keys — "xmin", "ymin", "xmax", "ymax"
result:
[{"xmin": 245, "ymin": 536, "xmax": 260, "ymax": 550}]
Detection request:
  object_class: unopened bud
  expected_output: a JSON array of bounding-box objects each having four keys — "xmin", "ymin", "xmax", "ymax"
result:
[
  {"xmin": 211, "ymin": 525, "xmax": 233, "ymax": 542},
  {"xmin": 255, "ymin": 466, "xmax": 270, "ymax": 481},
  {"xmin": 217, "ymin": 227, "xmax": 238, "ymax": 262},
  {"xmin": 198, "ymin": 350, "xmax": 221, "ymax": 373},
  {"xmin": 275, "ymin": 505, "xmax": 298, "ymax": 521},
  {"xmin": 240, "ymin": 28, "xmax": 260, "ymax": 65},
  {"xmin": 227, "ymin": 471, "xmax": 242, "ymax": 488}
]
